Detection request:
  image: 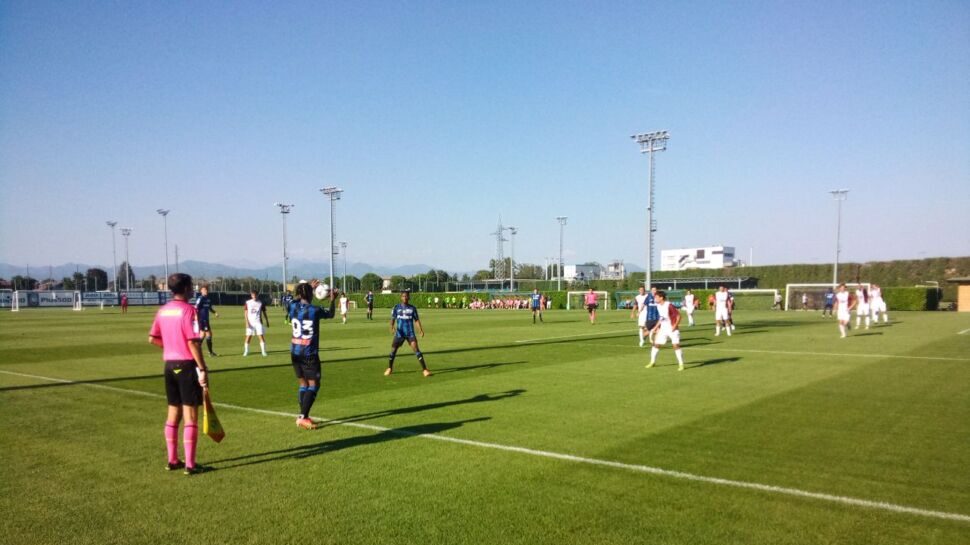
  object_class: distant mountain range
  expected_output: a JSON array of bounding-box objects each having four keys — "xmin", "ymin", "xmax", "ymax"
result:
[{"xmin": 0, "ymin": 259, "xmax": 644, "ymax": 281}]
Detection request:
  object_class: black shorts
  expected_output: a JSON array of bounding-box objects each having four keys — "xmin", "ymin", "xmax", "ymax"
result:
[
  {"xmin": 646, "ymin": 319, "xmax": 658, "ymax": 331},
  {"xmin": 291, "ymin": 353, "xmax": 322, "ymax": 381},
  {"xmin": 165, "ymin": 360, "xmax": 202, "ymax": 407},
  {"xmin": 198, "ymin": 319, "xmax": 211, "ymax": 332},
  {"xmin": 392, "ymin": 334, "xmax": 416, "ymax": 348},
  {"xmin": 586, "ymin": 304, "xmax": 598, "ymax": 312},
  {"xmin": 367, "ymin": 303, "xmax": 374, "ymax": 310}
]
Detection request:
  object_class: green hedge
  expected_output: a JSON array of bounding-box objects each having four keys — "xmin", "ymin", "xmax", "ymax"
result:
[{"xmin": 882, "ymin": 287, "xmax": 939, "ymax": 311}]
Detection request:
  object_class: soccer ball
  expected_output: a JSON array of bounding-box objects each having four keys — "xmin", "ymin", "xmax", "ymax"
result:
[{"xmin": 314, "ymin": 284, "xmax": 330, "ymax": 300}]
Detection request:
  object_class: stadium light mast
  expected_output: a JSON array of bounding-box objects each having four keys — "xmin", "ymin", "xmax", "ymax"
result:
[
  {"xmin": 120, "ymin": 228, "xmax": 132, "ymax": 292},
  {"xmin": 106, "ymin": 221, "xmax": 118, "ymax": 292},
  {"xmin": 156, "ymin": 209, "xmax": 170, "ymax": 281},
  {"xmin": 556, "ymin": 216, "xmax": 568, "ymax": 291},
  {"xmin": 275, "ymin": 202, "xmax": 294, "ymax": 295},
  {"xmin": 320, "ymin": 187, "xmax": 343, "ymax": 289},
  {"xmin": 506, "ymin": 226, "xmax": 517, "ymax": 291},
  {"xmin": 631, "ymin": 130, "xmax": 669, "ymax": 290},
  {"xmin": 339, "ymin": 241, "xmax": 348, "ymax": 293},
  {"xmin": 830, "ymin": 189, "xmax": 849, "ymax": 284}
]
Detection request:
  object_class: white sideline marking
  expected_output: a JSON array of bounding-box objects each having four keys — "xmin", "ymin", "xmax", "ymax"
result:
[
  {"xmin": 958, "ymin": 328, "xmax": 970, "ymax": 335},
  {"xmin": 686, "ymin": 347, "xmax": 970, "ymax": 362},
  {"xmin": 2, "ymin": 368, "xmax": 969, "ymax": 524}
]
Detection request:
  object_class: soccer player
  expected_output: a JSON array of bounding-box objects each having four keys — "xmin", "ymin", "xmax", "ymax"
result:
[
  {"xmin": 194, "ymin": 285, "xmax": 219, "ymax": 356},
  {"xmin": 823, "ymin": 288, "xmax": 835, "ymax": 317},
  {"xmin": 120, "ymin": 292, "xmax": 128, "ymax": 315},
  {"xmin": 531, "ymin": 289, "xmax": 544, "ymax": 323},
  {"xmin": 631, "ymin": 286, "xmax": 650, "ymax": 347},
  {"xmin": 683, "ymin": 289, "xmax": 697, "ymax": 326},
  {"xmin": 148, "ymin": 273, "xmax": 208, "ymax": 475},
  {"xmin": 772, "ymin": 291, "xmax": 783, "ymax": 310},
  {"xmin": 727, "ymin": 289, "xmax": 736, "ymax": 331},
  {"xmin": 714, "ymin": 285, "xmax": 732, "ymax": 336},
  {"xmin": 385, "ymin": 290, "xmax": 431, "ymax": 377},
  {"xmin": 802, "ymin": 292, "xmax": 809, "ymax": 310},
  {"xmin": 339, "ymin": 293, "xmax": 349, "ymax": 324},
  {"xmin": 289, "ymin": 280, "xmax": 337, "ymax": 429},
  {"xmin": 870, "ymin": 284, "xmax": 888, "ymax": 323},
  {"xmin": 834, "ymin": 283, "xmax": 855, "ymax": 338},
  {"xmin": 855, "ymin": 284, "xmax": 871, "ymax": 330},
  {"xmin": 243, "ymin": 290, "xmax": 269, "ymax": 357},
  {"xmin": 646, "ymin": 290, "xmax": 685, "ymax": 371},
  {"xmin": 365, "ymin": 290, "xmax": 375, "ymax": 320},
  {"xmin": 584, "ymin": 288, "xmax": 598, "ymax": 324},
  {"xmin": 281, "ymin": 290, "xmax": 294, "ymax": 325}
]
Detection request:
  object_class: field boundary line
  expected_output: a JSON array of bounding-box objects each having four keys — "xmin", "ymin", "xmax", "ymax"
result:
[
  {"xmin": 958, "ymin": 328, "xmax": 970, "ymax": 335},
  {"xmin": 595, "ymin": 344, "xmax": 970, "ymax": 362},
  {"xmin": 2, "ymin": 368, "xmax": 968, "ymax": 524}
]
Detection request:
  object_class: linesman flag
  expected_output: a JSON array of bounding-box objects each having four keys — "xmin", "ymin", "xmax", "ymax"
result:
[{"xmin": 203, "ymin": 388, "xmax": 225, "ymax": 443}]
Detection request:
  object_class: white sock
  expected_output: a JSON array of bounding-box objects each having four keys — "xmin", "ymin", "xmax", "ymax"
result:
[
  {"xmin": 883, "ymin": 313, "xmax": 889, "ymax": 322},
  {"xmin": 650, "ymin": 347, "xmax": 659, "ymax": 364},
  {"xmin": 674, "ymin": 349, "xmax": 684, "ymax": 365},
  {"xmin": 856, "ymin": 317, "xmax": 861, "ymax": 327},
  {"xmin": 864, "ymin": 316, "xmax": 870, "ymax": 328},
  {"xmin": 688, "ymin": 315, "xmax": 694, "ymax": 326},
  {"xmin": 726, "ymin": 326, "xmax": 732, "ymax": 336},
  {"xmin": 716, "ymin": 325, "xmax": 721, "ymax": 336},
  {"xmin": 260, "ymin": 340, "xmax": 266, "ymax": 355},
  {"xmin": 243, "ymin": 343, "xmax": 249, "ymax": 355},
  {"xmin": 638, "ymin": 329, "xmax": 644, "ymax": 344},
  {"xmin": 839, "ymin": 324, "xmax": 846, "ymax": 337}
]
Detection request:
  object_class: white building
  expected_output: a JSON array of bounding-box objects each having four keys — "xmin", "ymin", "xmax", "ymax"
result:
[
  {"xmin": 660, "ymin": 246, "xmax": 736, "ymax": 271},
  {"xmin": 602, "ymin": 260, "xmax": 625, "ymax": 280}
]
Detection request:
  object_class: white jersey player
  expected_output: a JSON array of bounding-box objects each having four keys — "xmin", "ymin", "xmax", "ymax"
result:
[
  {"xmin": 714, "ymin": 286, "xmax": 731, "ymax": 336},
  {"xmin": 243, "ymin": 290, "xmax": 269, "ymax": 356},
  {"xmin": 855, "ymin": 284, "xmax": 871, "ymax": 329},
  {"xmin": 834, "ymin": 283, "xmax": 855, "ymax": 338},
  {"xmin": 339, "ymin": 294, "xmax": 349, "ymax": 324},
  {"xmin": 683, "ymin": 289, "xmax": 696, "ymax": 327},
  {"xmin": 630, "ymin": 286, "xmax": 650, "ymax": 347},
  {"xmin": 646, "ymin": 290, "xmax": 685, "ymax": 371},
  {"xmin": 870, "ymin": 284, "xmax": 888, "ymax": 323}
]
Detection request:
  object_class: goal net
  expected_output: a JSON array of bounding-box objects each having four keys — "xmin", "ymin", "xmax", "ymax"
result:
[
  {"xmin": 728, "ymin": 289, "xmax": 781, "ymax": 311},
  {"xmin": 566, "ymin": 291, "xmax": 610, "ymax": 310},
  {"xmin": 785, "ymin": 283, "xmax": 870, "ymax": 311}
]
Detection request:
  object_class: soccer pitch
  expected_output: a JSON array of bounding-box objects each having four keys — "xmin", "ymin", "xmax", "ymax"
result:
[{"xmin": 2, "ymin": 307, "xmax": 969, "ymax": 544}]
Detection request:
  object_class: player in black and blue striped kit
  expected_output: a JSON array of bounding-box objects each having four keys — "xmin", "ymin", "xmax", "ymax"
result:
[
  {"xmin": 530, "ymin": 289, "xmax": 543, "ymax": 324},
  {"xmin": 288, "ymin": 280, "xmax": 336, "ymax": 429},
  {"xmin": 194, "ymin": 286, "xmax": 219, "ymax": 356},
  {"xmin": 385, "ymin": 291, "xmax": 431, "ymax": 377}
]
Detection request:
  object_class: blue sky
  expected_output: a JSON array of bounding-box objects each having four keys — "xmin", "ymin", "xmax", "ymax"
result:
[{"xmin": 1, "ymin": 1, "xmax": 968, "ymax": 274}]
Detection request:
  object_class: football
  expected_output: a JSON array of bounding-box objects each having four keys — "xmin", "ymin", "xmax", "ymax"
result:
[{"xmin": 314, "ymin": 284, "xmax": 330, "ymax": 299}]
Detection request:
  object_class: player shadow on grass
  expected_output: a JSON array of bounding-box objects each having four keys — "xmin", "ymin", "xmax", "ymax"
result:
[
  {"xmin": 205, "ymin": 417, "xmax": 491, "ymax": 471},
  {"xmin": 319, "ymin": 389, "xmax": 526, "ymax": 428},
  {"xmin": 689, "ymin": 356, "xmax": 742, "ymax": 369}
]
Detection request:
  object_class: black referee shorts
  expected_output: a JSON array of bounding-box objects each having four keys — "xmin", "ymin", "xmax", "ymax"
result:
[{"xmin": 164, "ymin": 360, "xmax": 202, "ymax": 407}]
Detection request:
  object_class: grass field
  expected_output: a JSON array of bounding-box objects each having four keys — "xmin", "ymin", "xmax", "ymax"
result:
[{"xmin": 1, "ymin": 305, "xmax": 969, "ymax": 544}]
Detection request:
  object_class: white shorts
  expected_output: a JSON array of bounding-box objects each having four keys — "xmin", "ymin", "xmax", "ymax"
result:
[
  {"xmin": 872, "ymin": 299, "xmax": 885, "ymax": 312},
  {"xmin": 246, "ymin": 323, "xmax": 265, "ymax": 336},
  {"xmin": 837, "ymin": 308, "xmax": 850, "ymax": 322},
  {"xmin": 715, "ymin": 307, "xmax": 729, "ymax": 321},
  {"xmin": 856, "ymin": 303, "xmax": 870, "ymax": 315},
  {"xmin": 655, "ymin": 328, "xmax": 680, "ymax": 346},
  {"xmin": 685, "ymin": 306, "xmax": 694, "ymax": 315},
  {"xmin": 340, "ymin": 308, "xmax": 348, "ymax": 315},
  {"xmin": 637, "ymin": 311, "xmax": 647, "ymax": 328}
]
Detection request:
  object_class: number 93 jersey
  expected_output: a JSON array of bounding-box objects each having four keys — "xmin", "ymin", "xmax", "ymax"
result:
[{"xmin": 289, "ymin": 301, "xmax": 334, "ymax": 357}]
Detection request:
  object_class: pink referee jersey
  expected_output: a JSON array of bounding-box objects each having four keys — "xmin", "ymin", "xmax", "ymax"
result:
[
  {"xmin": 584, "ymin": 292, "xmax": 597, "ymax": 305},
  {"xmin": 149, "ymin": 300, "xmax": 201, "ymax": 361}
]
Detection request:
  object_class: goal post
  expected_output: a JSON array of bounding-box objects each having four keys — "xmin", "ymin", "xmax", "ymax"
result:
[
  {"xmin": 566, "ymin": 291, "xmax": 609, "ymax": 310},
  {"xmin": 785, "ymin": 283, "xmax": 869, "ymax": 311}
]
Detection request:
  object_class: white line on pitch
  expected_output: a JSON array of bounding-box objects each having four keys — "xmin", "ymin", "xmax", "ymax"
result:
[
  {"xmin": 595, "ymin": 344, "xmax": 970, "ymax": 362},
  {"xmin": 958, "ymin": 328, "xmax": 970, "ymax": 335},
  {"xmin": 2, "ymin": 368, "xmax": 968, "ymax": 524},
  {"xmin": 514, "ymin": 329, "xmax": 634, "ymax": 343}
]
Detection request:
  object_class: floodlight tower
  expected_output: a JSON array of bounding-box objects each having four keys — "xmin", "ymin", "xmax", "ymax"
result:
[
  {"xmin": 631, "ymin": 130, "xmax": 669, "ymax": 290},
  {"xmin": 506, "ymin": 226, "xmax": 517, "ymax": 291},
  {"xmin": 556, "ymin": 216, "xmax": 568, "ymax": 291},
  {"xmin": 156, "ymin": 209, "xmax": 170, "ymax": 281},
  {"xmin": 829, "ymin": 189, "xmax": 850, "ymax": 284},
  {"xmin": 340, "ymin": 241, "xmax": 348, "ymax": 293},
  {"xmin": 490, "ymin": 219, "xmax": 508, "ymax": 285},
  {"xmin": 320, "ymin": 187, "xmax": 343, "ymax": 289},
  {"xmin": 274, "ymin": 203, "xmax": 294, "ymax": 295},
  {"xmin": 120, "ymin": 228, "xmax": 133, "ymax": 292},
  {"xmin": 106, "ymin": 221, "xmax": 118, "ymax": 292}
]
